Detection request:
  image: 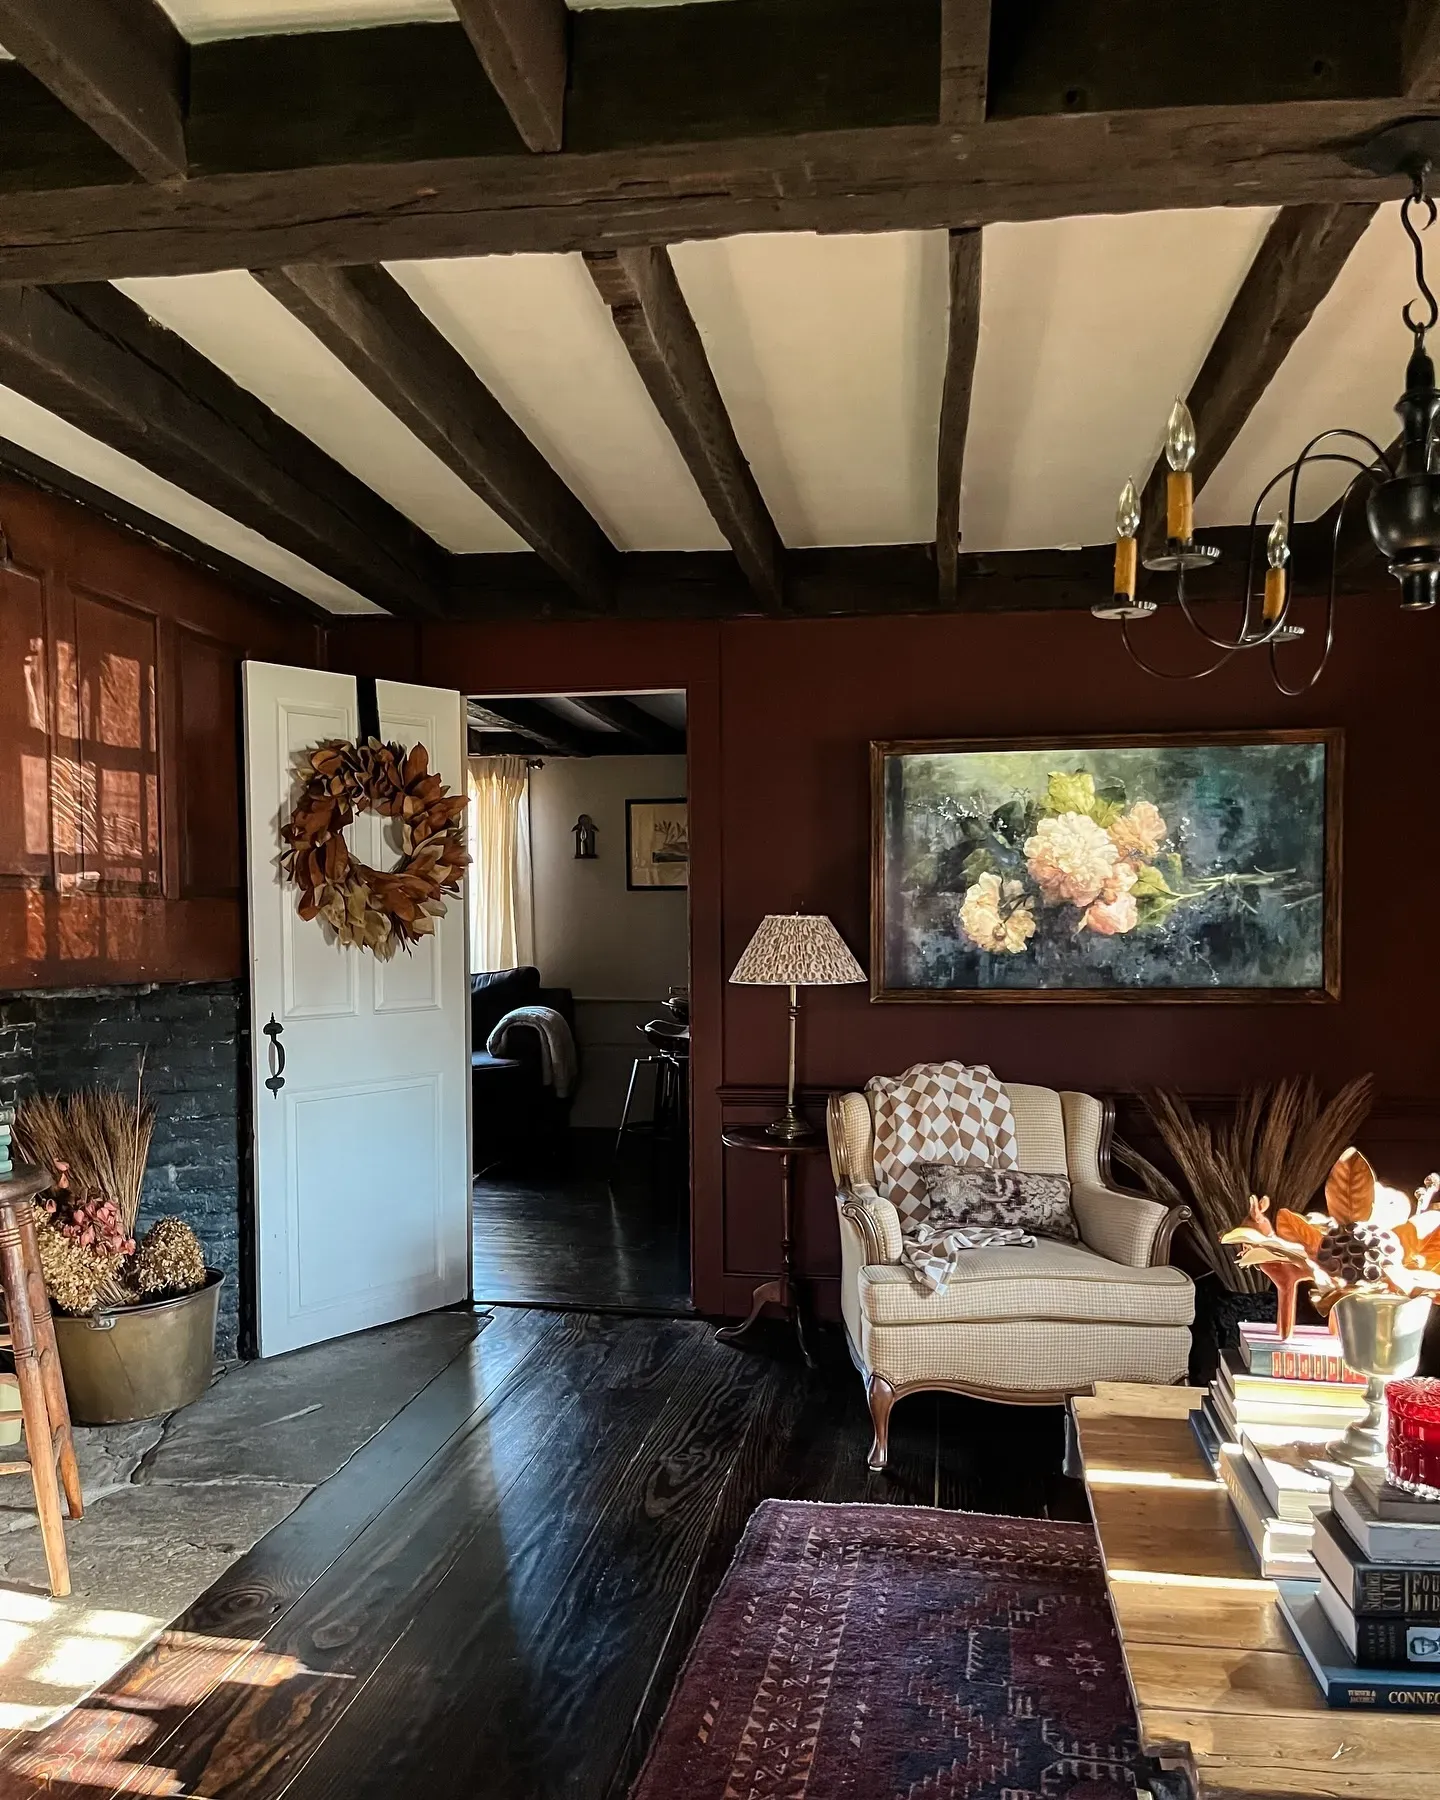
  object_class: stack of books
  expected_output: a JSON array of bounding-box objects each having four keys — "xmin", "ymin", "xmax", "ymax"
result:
[
  {"xmin": 1190, "ymin": 1326, "xmax": 1367, "ymax": 1581},
  {"xmin": 1280, "ymin": 1468, "xmax": 1440, "ymax": 1707},
  {"xmin": 0, "ymin": 1104, "xmax": 12, "ymax": 1179},
  {"xmin": 1192, "ymin": 1331, "xmax": 1367, "ymax": 1473},
  {"xmin": 1220, "ymin": 1435, "xmax": 1337, "ymax": 1579}
]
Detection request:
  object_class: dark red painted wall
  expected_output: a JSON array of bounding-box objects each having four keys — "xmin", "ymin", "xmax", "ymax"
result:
[{"xmin": 328, "ymin": 595, "xmax": 1440, "ymax": 1316}]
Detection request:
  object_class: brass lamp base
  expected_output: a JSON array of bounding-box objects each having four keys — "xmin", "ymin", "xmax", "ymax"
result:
[{"xmin": 764, "ymin": 1109, "xmax": 811, "ymax": 1142}]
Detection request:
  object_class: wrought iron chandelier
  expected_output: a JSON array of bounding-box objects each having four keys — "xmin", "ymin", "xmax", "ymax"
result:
[{"xmin": 1093, "ymin": 143, "xmax": 1440, "ymax": 694}]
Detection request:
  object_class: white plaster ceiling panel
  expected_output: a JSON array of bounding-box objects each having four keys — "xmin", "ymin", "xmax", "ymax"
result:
[
  {"xmin": 958, "ymin": 206, "xmax": 1279, "ymax": 554},
  {"xmin": 0, "ymin": 384, "xmax": 380, "ymax": 612},
  {"xmin": 386, "ymin": 254, "xmax": 724, "ymax": 551},
  {"xmin": 113, "ymin": 271, "xmax": 524, "ymax": 553},
  {"xmin": 669, "ymin": 230, "xmax": 950, "ymax": 547},
  {"xmin": 1198, "ymin": 203, "xmax": 1414, "ymax": 528},
  {"xmin": 157, "ymin": 0, "xmax": 452, "ymax": 40},
  {"xmin": 158, "ymin": 0, "xmax": 718, "ymax": 39}
]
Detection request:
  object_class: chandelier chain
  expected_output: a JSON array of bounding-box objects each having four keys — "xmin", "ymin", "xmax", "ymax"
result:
[{"xmin": 1402, "ymin": 158, "xmax": 1438, "ymax": 344}]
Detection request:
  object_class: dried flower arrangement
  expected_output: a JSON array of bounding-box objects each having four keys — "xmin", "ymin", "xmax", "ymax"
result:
[
  {"xmin": 1113, "ymin": 1075, "xmax": 1374, "ymax": 1293},
  {"xmin": 1220, "ymin": 1146, "xmax": 1440, "ymax": 1335},
  {"xmin": 12, "ymin": 1083, "xmax": 209, "ymax": 1315}
]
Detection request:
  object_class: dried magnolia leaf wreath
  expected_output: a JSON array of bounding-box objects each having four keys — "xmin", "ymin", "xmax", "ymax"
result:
[{"xmin": 281, "ymin": 738, "xmax": 469, "ymax": 959}]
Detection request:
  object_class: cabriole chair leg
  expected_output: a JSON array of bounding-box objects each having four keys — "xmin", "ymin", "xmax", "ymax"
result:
[{"xmin": 866, "ymin": 1373, "xmax": 897, "ymax": 1473}]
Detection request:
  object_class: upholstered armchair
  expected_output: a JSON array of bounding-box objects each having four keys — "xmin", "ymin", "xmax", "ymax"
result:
[{"xmin": 829, "ymin": 1082, "xmax": 1194, "ymax": 1470}]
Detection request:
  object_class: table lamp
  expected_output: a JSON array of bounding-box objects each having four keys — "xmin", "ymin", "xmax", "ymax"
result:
[{"xmin": 729, "ymin": 913, "xmax": 865, "ymax": 1141}]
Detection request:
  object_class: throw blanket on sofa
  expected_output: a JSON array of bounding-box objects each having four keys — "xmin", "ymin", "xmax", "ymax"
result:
[
  {"xmin": 487, "ymin": 1006, "xmax": 578, "ymax": 1099},
  {"xmin": 865, "ymin": 1061, "xmax": 1029, "ymax": 1295}
]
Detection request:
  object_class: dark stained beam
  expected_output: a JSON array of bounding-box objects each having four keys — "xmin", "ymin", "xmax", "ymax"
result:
[
  {"xmin": 0, "ymin": 432, "xmax": 329, "ymax": 621},
  {"xmin": 470, "ymin": 698, "xmax": 599, "ymax": 755},
  {"xmin": 935, "ymin": 229, "xmax": 983, "ymax": 603},
  {"xmin": 0, "ymin": 98, "xmax": 1406, "ymax": 285},
  {"xmin": 254, "ymin": 263, "xmax": 612, "ymax": 608},
  {"xmin": 446, "ymin": 524, "xmax": 1382, "ymax": 623},
  {"xmin": 1406, "ymin": 1, "xmax": 1440, "ymax": 98},
  {"xmin": 0, "ymin": 282, "xmax": 444, "ymax": 616},
  {"xmin": 1140, "ymin": 201, "xmax": 1378, "ymax": 555},
  {"xmin": 584, "ymin": 246, "xmax": 785, "ymax": 610},
  {"xmin": 941, "ymin": 0, "xmax": 990, "ymax": 125},
  {"xmin": 0, "ymin": 0, "xmax": 187, "ymax": 183},
  {"xmin": 468, "ymin": 728, "xmax": 545, "ymax": 758},
  {"xmin": 453, "ymin": 0, "xmax": 567, "ymax": 152},
  {"xmin": 566, "ymin": 695, "xmax": 684, "ymax": 753}
]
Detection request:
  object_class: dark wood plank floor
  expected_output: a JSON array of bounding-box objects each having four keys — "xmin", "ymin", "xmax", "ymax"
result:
[
  {"xmin": 0, "ymin": 1309, "xmax": 1087, "ymax": 1800},
  {"xmin": 473, "ymin": 1128, "xmax": 691, "ymax": 1312}
]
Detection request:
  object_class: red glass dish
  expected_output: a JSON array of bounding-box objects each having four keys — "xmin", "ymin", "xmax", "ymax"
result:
[{"xmin": 1388, "ymin": 1377, "xmax": 1440, "ymax": 1498}]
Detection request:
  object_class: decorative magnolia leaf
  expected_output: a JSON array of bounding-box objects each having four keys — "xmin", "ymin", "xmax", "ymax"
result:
[
  {"xmin": 1325, "ymin": 1147, "xmax": 1376, "ymax": 1226},
  {"xmin": 1274, "ymin": 1209, "xmax": 1325, "ymax": 1256}
]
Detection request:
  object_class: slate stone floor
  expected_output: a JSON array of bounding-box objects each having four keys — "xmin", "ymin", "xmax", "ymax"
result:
[{"xmin": 0, "ymin": 1308, "xmax": 487, "ymax": 1732}]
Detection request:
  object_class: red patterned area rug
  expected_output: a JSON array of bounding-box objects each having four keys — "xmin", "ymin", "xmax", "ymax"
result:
[{"xmin": 632, "ymin": 1500, "xmax": 1137, "ymax": 1800}]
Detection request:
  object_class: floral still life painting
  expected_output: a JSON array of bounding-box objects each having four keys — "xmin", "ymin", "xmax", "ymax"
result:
[{"xmin": 871, "ymin": 732, "xmax": 1339, "ymax": 1002}]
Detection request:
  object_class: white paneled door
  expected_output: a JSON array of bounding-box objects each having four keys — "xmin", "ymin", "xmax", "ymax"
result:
[{"xmin": 243, "ymin": 662, "xmax": 471, "ymax": 1357}]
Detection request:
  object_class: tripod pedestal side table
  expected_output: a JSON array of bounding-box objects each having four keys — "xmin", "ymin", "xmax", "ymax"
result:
[
  {"xmin": 715, "ymin": 1125, "xmax": 826, "ymax": 1366},
  {"xmin": 0, "ymin": 1166, "xmax": 83, "ymax": 1596}
]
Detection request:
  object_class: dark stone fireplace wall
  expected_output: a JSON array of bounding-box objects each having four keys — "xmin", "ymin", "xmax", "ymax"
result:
[{"xmin": 0, "ymin": 981, "xmax": 248, "ymax": 1358}]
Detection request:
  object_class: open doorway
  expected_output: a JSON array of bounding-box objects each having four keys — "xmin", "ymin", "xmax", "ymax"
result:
[{"xmin": 465, "ymin": 690, "xmax": 691, "ymax": 1313}]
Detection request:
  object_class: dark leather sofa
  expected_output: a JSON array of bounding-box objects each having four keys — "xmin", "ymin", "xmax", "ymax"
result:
[{"xmin": 470, "ymin": 967, "xmax": 577, "ymax": 1173}]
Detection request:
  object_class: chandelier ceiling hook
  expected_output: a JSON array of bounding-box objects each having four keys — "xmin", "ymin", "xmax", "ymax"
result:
[{"xmin": 1401, "ymin": 154, "xmax": 1438, "ymax": 346}]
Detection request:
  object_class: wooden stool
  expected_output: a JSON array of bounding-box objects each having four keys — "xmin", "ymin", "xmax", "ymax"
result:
[{"xmin": 0, "ymin": 1166, "xmax": 83, "ymax": 1596}]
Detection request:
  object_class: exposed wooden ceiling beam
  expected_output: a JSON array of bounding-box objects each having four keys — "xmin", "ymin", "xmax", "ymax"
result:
[
  {"xmin": 443, "ymin": 526, "xmax": 1383, "ymax": 623},
  {"xmin": 452, "ymin": 0, "xmax": 567, "ymax": 152},
  {"xmin": 935, "ymin": 229, "xmax": 983, "ymax": 604},
  {"xmin": 584, "ymin": 246, "xmax": 785, "ymax": 611},
  {"xmin": 0, "ymin": 431, "xmax": 330, "ymax": 621},
  {"xmin": 565, "ymin": 695, "xmax": 684, "ymax": 754},
  {"xmin": 1406, "ymin": 2, "xmax": 1440, "ymax": 98},
  {"xmin": 255, "ymin": 263, "xmax": 612, "ymax": 609},
  {"xmin": 0, "ymin": 282, "xmax": 445, "ymax": 616},
  {"xmin": 0, "ymin": 0, "xmax": 187, "ymax": 183},
  {"xmin": 469, "ymin": 697, "xmax": 598, "ymax": 754},
  {"xmin": 940, "ymin": 0, "xmax": 990, "ymax": 125},
  {"xmin": 0, "ymin": 99, "xmax": 1407, "ymax": 286},
  {"xmin": 1139, "ymin": 201, "xmax": 1378, "ymax": 556}
]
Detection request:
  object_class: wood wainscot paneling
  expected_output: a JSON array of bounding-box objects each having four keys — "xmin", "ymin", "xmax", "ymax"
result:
[{"xmin": 0, "ymin": 478, "xmax": 320, "ymax": 986}]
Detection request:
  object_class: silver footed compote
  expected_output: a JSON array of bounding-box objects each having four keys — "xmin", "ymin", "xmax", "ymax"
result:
[{"xmin": 1328, "ymin": 1292, "xmax": 1433, "ymax": 1468}]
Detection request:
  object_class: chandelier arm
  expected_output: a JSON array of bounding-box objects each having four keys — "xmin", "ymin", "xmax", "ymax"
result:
[
  {"xmin": 1274, "ymin": 428, "xmax": 1395, "ymax": 475},
  {"xmin": 1263, "ymin": 459, "xmax": 1369, "ymax": 695},
  {"xmin": 1118, "ymin": 617, "xmax": 1242, "ymax": 681}
]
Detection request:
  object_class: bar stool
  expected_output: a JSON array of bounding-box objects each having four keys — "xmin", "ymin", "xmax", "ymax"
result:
[
  {"xmin": 613, "ymin": 1019, "xmax": 690, "ymax": 1166},
  {"xmin": 0, "ymin": 1166, "xmax": 83, "ymax": 1596}
]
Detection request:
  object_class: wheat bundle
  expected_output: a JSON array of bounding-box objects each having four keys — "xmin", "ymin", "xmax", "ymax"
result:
[{"xmin": 1115, "ymin": 1075, "xmax": 1374, "ymax": 1293}]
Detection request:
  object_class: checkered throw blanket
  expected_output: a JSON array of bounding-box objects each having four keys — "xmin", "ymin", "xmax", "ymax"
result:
[{"xmin": 865, "ymin": 1062, "xmax": 1031, "ymax": 1294}]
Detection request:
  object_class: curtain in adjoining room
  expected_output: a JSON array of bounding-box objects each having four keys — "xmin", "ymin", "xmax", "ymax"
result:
[{"xmin": 467, "ymin": 755, "xmax": 533, "ymax": 973}]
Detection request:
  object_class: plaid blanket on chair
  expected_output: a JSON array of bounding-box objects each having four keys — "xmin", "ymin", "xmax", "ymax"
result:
[{"xmin": 865, "ymin": 1062, "xmax": 1032, "ymax": 1293}]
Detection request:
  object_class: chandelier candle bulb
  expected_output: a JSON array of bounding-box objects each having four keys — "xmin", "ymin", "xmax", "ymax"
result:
[
  {"xmin": 1113, "ymin": 480, "xmax": 1140, "ymax": 601},
  {"xmin": 1264, "ymin": 515, "xmax": 1291, "ymax": 622}
]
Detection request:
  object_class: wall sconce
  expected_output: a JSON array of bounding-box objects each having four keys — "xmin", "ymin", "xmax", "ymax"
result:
[{"xmin": 572, "ymin": 814, "xmax": 598, "ymax": 859}]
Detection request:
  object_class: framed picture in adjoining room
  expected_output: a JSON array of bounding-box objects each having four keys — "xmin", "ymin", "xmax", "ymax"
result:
[
  {"xmin": 627, "ymin": 797, "xmax": 688, "ymax": 890},
  {"xmin": 871, "ymin": 730, "xmax": 1341, "ymax": 1003}
]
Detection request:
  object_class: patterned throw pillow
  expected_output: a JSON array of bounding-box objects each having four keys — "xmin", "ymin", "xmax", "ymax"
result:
[{"xmin": 913, "ymin": 1164, "xmax": 1078, "ymax": 1243}]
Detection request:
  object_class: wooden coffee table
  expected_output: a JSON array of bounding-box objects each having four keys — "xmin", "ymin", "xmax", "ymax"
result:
[{"xmin": 1072, "ymin": 1382, "xmax": 1440, "ymax": 1800}]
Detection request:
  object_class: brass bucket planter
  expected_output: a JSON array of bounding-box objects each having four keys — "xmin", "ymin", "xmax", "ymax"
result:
[{"xmin": 52, "ymin": 1270, "xmax": 224, "ymax": 1425}]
